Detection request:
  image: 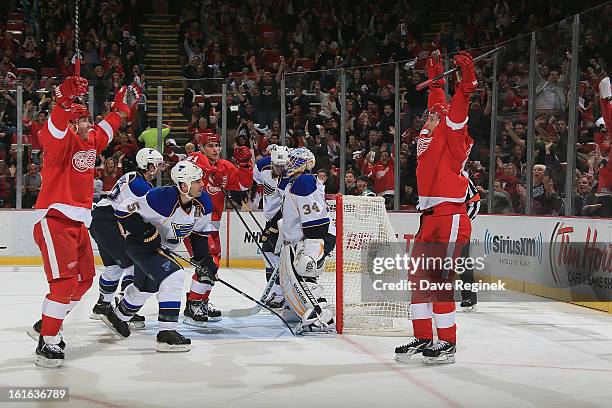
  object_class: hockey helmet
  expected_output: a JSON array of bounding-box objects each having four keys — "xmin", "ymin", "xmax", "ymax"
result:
[
  {"xmin": 171, "ymin": 160, "xmax": 203, "ymax": 186},
  {"xmin": 136, "ymin": 148, "xmax": 164, "ymax": 171}
]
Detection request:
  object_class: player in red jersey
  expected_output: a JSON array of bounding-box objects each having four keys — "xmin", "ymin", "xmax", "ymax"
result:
[
  {"xmin": 27, "ymin": 77, "xmax": 135, "ymax": 368},
  {"xmin": 182, "ymin": 132, "xmax": 253, "ymax": 326},
  {"xmin": 395, "ymin": 50, "xmax": 476, "ymax": 365},
  {"xmin": 596, "ymin": 75, "xmax": 612, "ymax": 195}
]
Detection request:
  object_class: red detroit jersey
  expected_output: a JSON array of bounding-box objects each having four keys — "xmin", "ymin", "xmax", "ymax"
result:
[
  {"xmin": 187, "ymin": 152, "xmax": 253, "ymax": 224},
  {"xmin": 35, "ymin": 106, "xmax": 121, "ymax": 226}
]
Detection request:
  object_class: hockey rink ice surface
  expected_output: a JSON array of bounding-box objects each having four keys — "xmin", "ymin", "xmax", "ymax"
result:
[{"xmin": 2, "ymin": 266, "xmax": 612, "ymax": 408}]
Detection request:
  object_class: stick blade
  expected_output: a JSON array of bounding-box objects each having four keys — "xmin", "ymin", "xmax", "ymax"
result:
[{"xmin": 225, "ymin": 305, "xmax": 262, "ymax": 317}]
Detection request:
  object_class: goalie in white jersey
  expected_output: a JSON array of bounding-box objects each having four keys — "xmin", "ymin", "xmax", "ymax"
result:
[
  {"xmin": 102, "ymin": 160, "xmax": 215, "ymax": 352},
  {"xmin": 252, "ymin": 144, "xmax": 291, "ymax": 308},
  {"xmin": 89, "ymin": 148, "xmax": 163, "ymax": 325},
  {"xmin": 279, "ymin": 147, "xmax": 336, "ymax": 334}
]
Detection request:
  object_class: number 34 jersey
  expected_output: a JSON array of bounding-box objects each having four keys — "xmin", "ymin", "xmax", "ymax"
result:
[
  {"xmin": 116, "ymin": 185, "xmax": 213, "ymax": 250},
  {"xmin": 281, "ymin": 173, "xmax": 333, "ymax": 245},
  {"xmin": 95, "ymin": 171, "xmax": 153, "ymax": 210}
]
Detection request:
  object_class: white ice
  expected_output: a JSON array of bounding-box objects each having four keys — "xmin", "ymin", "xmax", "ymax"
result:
[{"xmin": 1, "ymin": 265, "xmax": 612, "ymax": 408}]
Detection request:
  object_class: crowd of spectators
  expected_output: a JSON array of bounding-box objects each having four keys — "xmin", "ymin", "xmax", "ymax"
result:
[{"xmin": 0, "ymin": 0, "xmax": 152, "ymax": 207}]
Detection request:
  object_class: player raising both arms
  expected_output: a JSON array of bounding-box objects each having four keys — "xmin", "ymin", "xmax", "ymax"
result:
[
  {"xmin": 102, "ymin": 160, "xmax": 215, "ymax": 352},
  {"xmin": 28, "ymin": 78, "xmax": 135, "ymax": 368},
  {"xmin": 395, "ymin": 49, "xmax": 476, "ymax": 364},
  {"xmin": 89, "ymin": 148, "xmax": 164, "ymax": 324},
  {"xmin": 278, "ymin": 147, "xmax": 336, "ymax": 334},
  {"xmin": 252, "ymin": 144, "xmax": 291, "ymax": 308},
  {"xmin": 182, "ymin": 132, "xmax": 253, "ymax": 326}
]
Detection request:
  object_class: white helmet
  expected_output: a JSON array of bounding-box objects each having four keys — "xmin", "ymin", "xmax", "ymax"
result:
[
  {"xmin": 269, "ymin": 145, "xmax": 290, "ymax": 166},
  {"xmin": 171, "ymin": 160, "xmax": 203, "ymax": 186},
  {"xmin": 136, "ymin": 148, "xmax": 164, "ymax": 171},
  {"xmin": 285, "ymin": 147, "xmax": 316, "ymax": 177}
]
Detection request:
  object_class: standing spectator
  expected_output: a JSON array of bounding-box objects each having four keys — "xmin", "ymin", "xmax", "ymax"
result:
[
  {"xmin": 22, "ymin": 163, "xmax": 42, "ymax": 208},
  {"xmin": 345, "ymin": 170, "xmax": 357, "ymax": 195},
  {"xmin": 362, "ymin": 150, "xmax": 395, "ymax": 208},
  {"xmin": 355, "ymin": 175, "xmax": 376, "ymax": 197},
  {"xmin": 96, "ymin": 156, "xmax": 124, "ymax": 193},
  {"xmin": 574, "ymin": 176, "xmax": 601, "ymax": 216},
  {"xmin": 138, "ymin": 120, "xmax": 172, "ymax": 150}
]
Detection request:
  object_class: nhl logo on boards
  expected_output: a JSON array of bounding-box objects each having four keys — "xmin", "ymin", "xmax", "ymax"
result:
[{"xmin": 72, "ymin": 149, "xmax": 97, "ymax": 172}]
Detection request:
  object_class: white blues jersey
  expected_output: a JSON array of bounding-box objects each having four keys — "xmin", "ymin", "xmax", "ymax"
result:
[
  {"xmin": 281, "ymin": 173, "xmax": 333, "ymax": 244},
  {"xmin": 253, "ymin": 156, "xmax": 291, "ymax": 220},
  {"xmin": 96, "ymin": 171, "xmax": 152, "ymax": 210},
  {"xmin": 116, "ymin": 185, "xmax": 213, "ymax": 250}
]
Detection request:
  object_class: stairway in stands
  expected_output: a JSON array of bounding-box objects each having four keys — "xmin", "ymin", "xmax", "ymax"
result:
[{"xmin": 141, "ymin": 14, "xmax": 189, "ymax": 145}]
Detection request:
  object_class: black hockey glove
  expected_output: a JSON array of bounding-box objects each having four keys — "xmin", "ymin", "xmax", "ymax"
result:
[
  {"xmin": 193, "ymin": 256, "xmax": 218, "ymax": 286},
  {"xmin": 127, "ymin": 223, "xmax": 161, "ymax": 252}
]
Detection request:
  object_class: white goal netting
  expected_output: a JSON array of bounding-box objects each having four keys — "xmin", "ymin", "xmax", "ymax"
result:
[{"xmin": 320, "ymin": 195, "xmax": 411, "ymax": 335}]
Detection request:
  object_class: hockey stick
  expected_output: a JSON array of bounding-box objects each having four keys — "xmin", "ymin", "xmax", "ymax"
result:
[
  {"xmin": 167, "ymin": 249, "xmax": 295, "ymax": 336},
  {"xmin": 74, "ymin": 0, "xmax": 80, "ymax": 76},
  {"xmin": 224, "ymin": 193, "xmax": 280, "ymax": 317},
  {"xmin": 415, "ymin": 46, "xmax": 504, "ymax": 91}
]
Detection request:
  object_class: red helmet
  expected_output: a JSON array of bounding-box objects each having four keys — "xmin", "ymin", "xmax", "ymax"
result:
[{"xmin": 198, "ymin": 132, "xmax": 220, "ymax": 145}]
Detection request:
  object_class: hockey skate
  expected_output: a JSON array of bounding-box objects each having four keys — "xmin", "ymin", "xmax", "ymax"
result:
[
  {"xmin": 183, "ymin": 296, "xmax": 208, "ymax": 327},
  {"xmin": 27, "ymin": 320, "xmax": 66, "ymax": 350},
  {"xmin": 395, "ymin": 338, "xmax": 433, "ymax": 362},
  {"xmin": 128, "ymin": 314, "xmax": 146, "ymax": 329},
  {"xmin": 460, "ymin": 299, "xmax": 477, "ymax": 312},
  {"xmin": 202, "ymin": 301, "xmax": 222, "ymax": 322},
  {"xmin": 35, "ymin": 335, "xmax": 64, "ymax": 368},
  {"xmin": 102, "ymin": 306, "xmax": 131, "ymax": 338},
  {"xmin": 423, "ymin": 340, "xmax": 456, "ymax": 365},
  {"xmin": 90, "ymin": 295, "xmax": 111, "ymax": 320},
  {"xmin": 156, "ymin": 330, "xmax": 191, "ymax": 352}
]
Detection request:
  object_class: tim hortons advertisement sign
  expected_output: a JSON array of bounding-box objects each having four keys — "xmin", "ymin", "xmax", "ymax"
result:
[{"xmin": 549, "ymin": 221, "xmax": 612, "ymax": 301}]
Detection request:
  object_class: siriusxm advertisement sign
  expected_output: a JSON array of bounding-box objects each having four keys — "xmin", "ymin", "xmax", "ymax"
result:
[{"xmin": 483, "ymin": 229, "xmax": 544, "ymax": 264}]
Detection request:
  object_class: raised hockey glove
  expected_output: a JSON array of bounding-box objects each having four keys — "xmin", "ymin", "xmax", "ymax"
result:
[
  {"xmin": 206, "ymin": 165, "xmax": 226, "ymax": 188},
  {"xmin": 233, "ymin": 146, "xmax": 253, "ymax": 168},
  {"xmin": 227, "ymin": 189, "xmax": 248, "ymax": 208},
  {"xmin": 193, "ymin": 257, "xmax": 218, "ymax": 286},
  {"xmin": 55, "ymin": 76, "xmax": 88, "ymax": 107},
  {"xmin": 426, "ymin": 51, "xmax": 445, "ymax": 88},
  {"xmin": 112, "ymin": 85, "xmax": 139, "ymax": 116},
  {"xmin": 454, "ymin": 51, "xmax": 478, "ymax": 94}
]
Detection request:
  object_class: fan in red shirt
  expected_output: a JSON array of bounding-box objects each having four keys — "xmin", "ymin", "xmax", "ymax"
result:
[
  {"xmin": 28, "ymin": 77, "xmax": 135, "ymax": 368},
  {"xmin": 395, "ymin": 50, "xmax": 476, "ymax": 365},
  {"xmin": 596, "ymin": 75, "xmax": 612, "ymax": 195},
  {"xmin": 361, "ymin": 150, "xmax": 395, "ymax": 197},
  {"xmin": 182, "ymin": 132, "xmax": 253, "ymax": 326}
]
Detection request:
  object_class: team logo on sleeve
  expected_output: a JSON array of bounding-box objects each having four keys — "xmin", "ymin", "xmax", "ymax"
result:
[{"xmin": 72, "ymin": 149, "xmax": 97, "ymax": 172}]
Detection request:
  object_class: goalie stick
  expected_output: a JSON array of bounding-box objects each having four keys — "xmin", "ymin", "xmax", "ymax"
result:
[
  {"xmin": 166, "ymin": 249, "xmax": 295, "ymax": 336},
  {"xmin": 224, "ymin": 193, "xmax": 281, "ymax": 317}
]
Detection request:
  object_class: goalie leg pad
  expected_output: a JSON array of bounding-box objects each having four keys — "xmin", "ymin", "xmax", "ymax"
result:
[
  {"xmin": 279, "ymin": 245, "xmax": 335, "ymax": 332},
  {"xmin": 294, "ymin": 239, "xmax": 325, "ymax": 278}
]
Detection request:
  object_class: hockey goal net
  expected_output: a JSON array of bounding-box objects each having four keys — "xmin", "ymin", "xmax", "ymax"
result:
[{"xmin": 320, "ymin": 195, "xmax": 411, "ymax": 335}]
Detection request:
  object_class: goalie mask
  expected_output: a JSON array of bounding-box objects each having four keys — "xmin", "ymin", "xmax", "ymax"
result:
[{"xmin": 284, "ymin": 147, "xmax": 316, "ymax": 178}]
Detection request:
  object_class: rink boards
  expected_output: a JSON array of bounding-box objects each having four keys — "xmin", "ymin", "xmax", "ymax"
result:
[{"xmin": 0, "ymin": 210, "xmax": 611, "ymax": 313}]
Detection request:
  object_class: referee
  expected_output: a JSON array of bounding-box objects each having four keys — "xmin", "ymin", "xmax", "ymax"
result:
[{"xmin": 460, "ymin": 178, "xmax": 480, "ymax": 311}]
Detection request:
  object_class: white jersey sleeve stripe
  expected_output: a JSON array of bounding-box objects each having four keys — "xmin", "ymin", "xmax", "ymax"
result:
[
  {"xmin": 47, "ymin": 116, "xmax": 67, "ymax": 139},
  {"xmin": 446, "ymin": 115, "xmax": 469, "ymax": 131},
  {"xmin": 98, "ymin": 120, "xmax": 114, "ymax": 144}
]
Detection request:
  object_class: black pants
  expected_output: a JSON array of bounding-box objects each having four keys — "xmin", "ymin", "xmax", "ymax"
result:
[
  {"xmin": 89, "ymin": 205, "xmax": 133, "ymax": 269},
  {"xmin": 459, "ymin": 242, "xmax": 477, "ymax": 304},
  {"xmin": 125, "ymin": 244, "xmax": 182, "ymax": 293}
]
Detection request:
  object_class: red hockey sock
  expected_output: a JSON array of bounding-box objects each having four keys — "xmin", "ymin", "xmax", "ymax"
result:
[
  {"xmin": 41, "ymin": 277, "xmax": 79, "ymax": 337},
  {"xmin": 412, "ymin": 319, "xmax": 433, "ymax": 340},
  {"xmin": 433, "ymin": 302, "xmax": 456, "ymax": 343}
]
